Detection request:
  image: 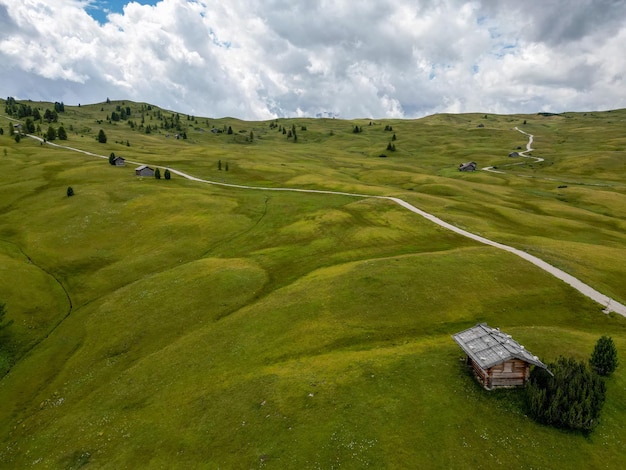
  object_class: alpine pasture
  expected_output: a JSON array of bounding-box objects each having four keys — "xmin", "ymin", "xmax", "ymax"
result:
[{"xmin": 1, "ymin": 99, "xmax": 625, "ymax": 468}]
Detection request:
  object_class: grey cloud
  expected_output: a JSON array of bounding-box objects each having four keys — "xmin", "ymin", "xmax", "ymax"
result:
[
  {"xmin": 480, "ymin": 0, "xmax": 626, "ymax": 46},
  {"xmin": 0, "ymin": 3, "xmax": 18, "ymax": 36}
]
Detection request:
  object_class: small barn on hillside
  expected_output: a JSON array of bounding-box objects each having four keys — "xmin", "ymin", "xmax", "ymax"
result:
[
  {"xmin": 113, "ymin": 156, "xmax": 126, "ymax": 166},
  {"xmin": 458, "ymin": 161, "xmax": 477, "ymax": 171},
  {"xmin": 452, "ymin": 323, "xmax": 549, "ymax": 390},
  {"xmin": 135, "ymin": 165, "xmax": 154, "ymax": 177}
]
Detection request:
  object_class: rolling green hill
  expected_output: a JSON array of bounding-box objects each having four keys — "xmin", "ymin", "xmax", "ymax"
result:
[{"xmin": 1, "ymin": 99, "xmax": 625, "ymax": 468}]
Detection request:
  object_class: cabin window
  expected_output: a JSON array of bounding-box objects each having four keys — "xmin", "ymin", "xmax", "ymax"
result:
[{"xmin": 504, "ymin": 362, "xmax": 513, "ymax": 373}]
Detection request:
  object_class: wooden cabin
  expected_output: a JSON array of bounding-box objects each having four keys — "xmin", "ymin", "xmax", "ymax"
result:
[
  {"xmin": 135, "ymin": 165, "xmax": 154, "ymax": 177},
  {"xmin": 452, "ymin": 323, "xmax": 548, "ymax": 390},
  {"xmin": 113, "ymin": 156, "xmax": 126, "ymax": 166},
  {"xmin": 458, "ymin": 161, "xmax": 477, "ymax": 171}
]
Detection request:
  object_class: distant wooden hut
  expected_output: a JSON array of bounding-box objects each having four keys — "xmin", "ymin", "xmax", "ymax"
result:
[
  {"xmin": 458, "ymin": 161, "xmax": 477, "ymax": 171},
  {"xmin": 135, "ymin": 165, "xmax": 154, "ymax": 177},
  {"xmin": 452, "ymin": 323, "xmax": 549, "ymax": 389},
  {"xmin": 508, "ymin": 151, "xmax": 520, "ymax": 158},
  {"xmin": 113, "ymin": 156, "xmax": 126, "ymax": 166}
]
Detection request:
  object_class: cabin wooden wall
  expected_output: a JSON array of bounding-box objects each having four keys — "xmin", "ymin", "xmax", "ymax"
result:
[
  {"xmin": 467, "ymin": 357, "xmax": 530, "ymax": 389},
  {"xmin": 488, "ymin": 359, "xmax": 529, "ymax": 388}
]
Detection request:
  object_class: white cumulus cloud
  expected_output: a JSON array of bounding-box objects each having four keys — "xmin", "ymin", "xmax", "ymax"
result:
[{"xmin": 1, "ymin": 0, "xmax": 625, "ymax": 119}]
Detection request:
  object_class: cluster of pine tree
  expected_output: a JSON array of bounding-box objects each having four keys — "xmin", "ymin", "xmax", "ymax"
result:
[
  {"xmin": 5, "ymin": 97, "xmax": 62, "ymax": 123},
  {"xmin": 525, "ymin": 336, "xmax": 618, "ymax": 432}
]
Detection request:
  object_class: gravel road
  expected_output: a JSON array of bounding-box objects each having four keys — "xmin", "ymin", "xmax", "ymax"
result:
[{"xmin": 18, "ymin": 128, "xmax": 626, "ymax": 316}]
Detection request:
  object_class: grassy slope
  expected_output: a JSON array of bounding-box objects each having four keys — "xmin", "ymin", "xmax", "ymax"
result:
[{"xmin": 0, "ymin": 101, "xmax": 625, "ymax": 468}]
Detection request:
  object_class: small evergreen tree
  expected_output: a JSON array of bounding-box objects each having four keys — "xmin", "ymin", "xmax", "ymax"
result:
[
  {"xmin": 57, "ymin": 126, "xmax": 67, "ymax": 140},
  {"xmin": 526, "ymin": 356, "xmax": 606, "ymax": 432},
  {"xmin": 590, "ymin": 336, "xmax": 618, "ymax": 376},
  {"xmin": 98, "ymin": 129, "xmax": 107, "ymax": 143},
  {"xmin": 46, "ymin": 126, "xmax": 56, "ymax": 141},
  {"xmin": 109, "ymin": 152, "xmax": 116, "ymax": 165},
  {"xmin": 154, "ymin": 168, "xmax": 161, "ymax": 179},
  {"xmin": 14, "ymin": 134, "xmax": 20, "ymax": 143},
  {"xmin": 227, "ymin": 126, "xmax": 233, "ymax": 135},
  {"xmin": 164, "ymin": 169, "xmax": 171, "ymax": 180},
  {"xmin": 225, "ymin": 162, "xmax": 229, "ymax": 171},
  {"xmin": 67, "ymin": 186, "xmax": 74, "ymax": 197},
  {"xmin": 218, "ymin": 160, "xmax": 222, "ymax": 171}
]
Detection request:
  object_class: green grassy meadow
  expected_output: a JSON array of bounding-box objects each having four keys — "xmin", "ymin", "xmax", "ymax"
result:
[{"xmin": 1, "ymin": 100, "xmax": 626, "ymax": 468}]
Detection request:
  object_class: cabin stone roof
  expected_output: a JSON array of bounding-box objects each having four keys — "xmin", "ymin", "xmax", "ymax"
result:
[
  {"xmin": 458, "ymin": 161, "xmax": 477, "ymax": 171},
  {"xmin": 452, "ymin": 323, "xmax": 548, "ymax": 370}
]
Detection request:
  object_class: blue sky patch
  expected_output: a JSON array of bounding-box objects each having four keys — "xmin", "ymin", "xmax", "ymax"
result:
[{"xmin": 86, "ymin": 0, "xmax": 160, "ymax": 24}]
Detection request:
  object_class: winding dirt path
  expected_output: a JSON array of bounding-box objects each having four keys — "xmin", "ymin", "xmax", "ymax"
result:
[
  {"xmin": 482, "ymin": 127, "xmax": 543, "ymax": 174},
  {"xmin": 13, "ymin": 129, "xmax": 626, "ymax": 316}
]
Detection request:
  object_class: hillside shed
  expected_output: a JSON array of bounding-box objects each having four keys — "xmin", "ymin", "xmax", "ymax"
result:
[
  {"xmin": 458, "ymin": 161, "xmax": 477, "ymax": 171},
  {"xmin": 135, "ymin": 165, "xmax": 154, "ymax": 177},
  {"xmin": 452, "ymin": 323, "xmax": 549, "ymax": 390},
  {"xmin": 508, "ymin": 151, "xmax": 520, "ymax": 157},
  {"xmin": 113, "ymin": 156, "xmax": 126, "ymax": 166}
]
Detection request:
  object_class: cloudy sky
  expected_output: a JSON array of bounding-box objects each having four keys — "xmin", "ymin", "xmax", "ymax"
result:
[{"xmin": 1, "ymin": 0, "xmax": 625, "ymax": 120}]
